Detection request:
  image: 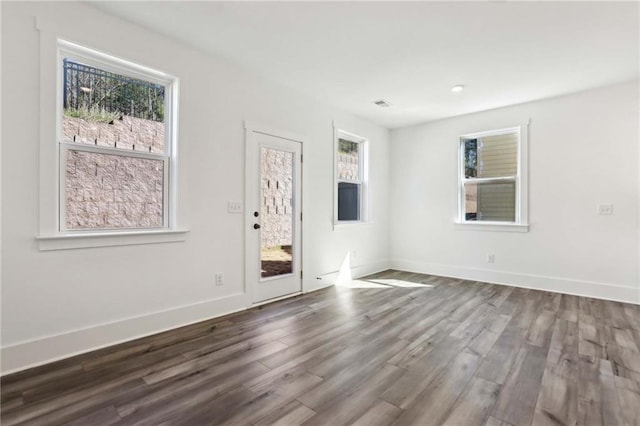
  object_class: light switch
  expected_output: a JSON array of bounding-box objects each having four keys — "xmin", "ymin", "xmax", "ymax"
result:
[
  {"xmin": 597, "ymin": 204, "xmax": 613, "ymax": 215},
  {"xmin": 228, "ymin": 201, "xmax": 243, "ymax": 214}
]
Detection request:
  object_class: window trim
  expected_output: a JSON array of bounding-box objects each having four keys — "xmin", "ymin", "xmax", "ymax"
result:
[
  {"xmin": 36, "ymin": 33, "xmax": 185, "ymax": 250},
  {"xmin": 456, "ymin": 123, "xmax": 529, "ymax": 232},
  {"xmin": 333, "ymin": 125, "xmax": 369, "ymax": 227}
]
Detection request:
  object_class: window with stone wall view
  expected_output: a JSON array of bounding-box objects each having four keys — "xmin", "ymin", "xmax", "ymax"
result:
[{"xmin": 61, "ymin": 57, "xmax": 169, "ymax": 230}]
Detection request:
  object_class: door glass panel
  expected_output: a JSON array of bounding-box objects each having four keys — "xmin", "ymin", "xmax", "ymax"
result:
[{"xmin": 260, "ymin": 147, "xmax": 294, "ymax": 278}]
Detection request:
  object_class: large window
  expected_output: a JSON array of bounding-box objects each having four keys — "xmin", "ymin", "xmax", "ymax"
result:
[
  {"xmin": 58, "ymin": 41, "xmax": 177, "ymax": 232},
  {"xmin": 335, "ymin": 130, "xmax": 368, "ymax": 224},
  {"xmin": 458, "ymin": 125, "xmax": 528, "ymax": 229}
]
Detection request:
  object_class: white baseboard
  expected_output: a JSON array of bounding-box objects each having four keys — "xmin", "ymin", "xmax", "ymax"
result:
[
  {"xmin": 1, "ymin": 260, "xmax": 392, "ymax": 376},
  {"xmin": 1, "ymin": 292, "xmax": 250, "ymax": 376},
  {"xmin": 303, "ymin": 278, "xmax": 335, "ymax": 293},
  {"xmin": 392, "ymin": 259, "xmax": 639, "ymax": 305},
  {"xmin": 12, "ymin": 258, "xmax": 628, "ymax": 375}
]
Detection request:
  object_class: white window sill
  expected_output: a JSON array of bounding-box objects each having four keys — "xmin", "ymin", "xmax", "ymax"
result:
[
  {"xmin": 454, "ymin": 222, "xmax": 529, "ymax": 233},
  {"xmin": 37, "ymin": 228, "xmax": 189, "ymax": 251},
  {"xmin": 333, "ymin": 221, "xmax": 374, "ymax": 231}
]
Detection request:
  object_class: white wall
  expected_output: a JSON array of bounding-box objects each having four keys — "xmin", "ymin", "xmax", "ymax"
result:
[
  {"xmin": 390, "ymin": 81, "xmax": 640, "ymax": 304},
  {"xmin": 0, "ymin": 2, "xmax": 390, "ymax": 373}
]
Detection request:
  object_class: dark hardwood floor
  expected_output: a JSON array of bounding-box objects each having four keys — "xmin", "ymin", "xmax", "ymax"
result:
[{"xmin": 2, "ymin": 270, "xmax": 640, "ymax": 425}]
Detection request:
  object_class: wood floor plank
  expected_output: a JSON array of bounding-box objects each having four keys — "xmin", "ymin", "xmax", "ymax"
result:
[
  {"xmin": 392, "ymin": 349, "xmax": 482, "ymax": 425},
  {"xmin": 476, "ymin": 290, "xmax": 543, "ymax": 385},
  {"xmin": 608, "ymin": 326, "xmax": 640, "ymax": 352},
  {"xmin": 1, "ymin": 270, "xmax": 637, "ymax": 426},
  {"xmin": 359, "ymin": 299, "xmax": 434, "ymax": 339},
  {"xmin": 616, "ymin": 386, "xmax": 640, "ymax": 426},
  {"xmin": 485, "ymin": 416, "xmax": 514, "ymax": 426},
  {"xmin": 253, "ymin": 400, "xmax": 316, "ymax": 426},
  {"xmin": 490, "ymin": 344, "xmax": 548, "ymax": 426},
  {"xmin": 64, "ymin": 405, "xmax": 123, "ymax": 426},
  {"xmin": 531, "ymin": 363, "xmax": 578, "ymax": 426},
  {"xmin": 246, "ymin": 331, "xmax": 359, "ymax": 389},
  {"xmin": 381, "ymin": 336, "xmax": 468, "ymax": 409},
  {"xmin": 116, "ymin": 361, "xmax": 270, "ymax": 418},
  {"xmin": 623, "ymin": 305, "xmax": 640, "ymax": 331},
  {"xmin": 129, "ymin": 383, "xmax": 256, "ymax": 426},
  {"xmin": 486, "ymin": 285, "xmax": 515, "ymax": 309},
  {"xmin": 607, "ymin": 345, "xmax": 640, "ymax": 384},
  {"xmin": 526, "ymin": 309, "xmax": 556, "ymax": 348},
  {"xmin": 388, "ymin": 318, "xmax": 458, "ymax": 368},
  {"xmin": 20, "ymin": 349, "xmax": 185, "ymax": 404},
  {"xmin": 3, "ymin": 378, "xmax": 144, "ymax": 426},
  {"xmin": 298, "ymin": 337, "xmax": 409, "ymax": 410},
  {"xmin": 265, "ymin": 322, "xmax": 358, "ymax": 369},
  {"xmin": 276, "ymin": 314, "xmax": 355, "ymax": 347},
  {"xmin": 441, "ymin": 377, "xmax": 501, "ymax": 426},
  {"xmin": 0, "ymin": 363, "xmax": 84, "ymax": 396},
  {"xmin": 397, "ymin": 296, "xmax": 461, "ymax": 341},
  {"xmin": 539, "ymin": 292, "xmax": 562, "ymax": 313},
  {"xmin": 468, "ymin": 313, "xmax": 512, "ymax": 358},
  {"xmin": 1, "ymin": 355, "xmax": 186, "ymax": 425},
  {"xmin": 301, "ymin": 363, "xmax": 404, "ymax": 426},
  {"xmin": 601, "ymin": 300, "xmax": 634, "ymax": 329},
  {"xmin": 450, "ymin": 303, "xmax": 494, "ymax": 340},
  {"xmin": 350, "ymin": 399, "xmax": 403, "ymax": 426},
  {"xmin": 576, "ymin": 356, "xmax": 623, "ymax": 426},
  {"xmin": 80, "ymin": 319, "xmax": 236, "ymax": 372},
  {"xmin": 475, "ymin": 325, "xmax": 525, "ymax": 385},
  {"xmin": 217, "ymin": 371, "xmax": 323, "ymax": 425},
  {"xmin": 142, "ymin": 340, "xmax": 287, "ymax": 385}
]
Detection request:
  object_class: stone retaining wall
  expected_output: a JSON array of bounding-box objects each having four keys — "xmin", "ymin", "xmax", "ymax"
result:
[
  {"xmin": 337, "ymin": 152, "xmax": 359, "ymax": 181},
  {"xmin": 63, "ymin": 115, "xmax": 164, "ymax": 153},
  {"xmin": 63, "ymin": 115, "xmax": 165, "ymax": 229}
]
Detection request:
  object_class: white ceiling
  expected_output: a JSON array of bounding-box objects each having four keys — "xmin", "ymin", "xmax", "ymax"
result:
[{"xmin": 91, "ymin": 1, "xmax": 639, "ymax": 129}]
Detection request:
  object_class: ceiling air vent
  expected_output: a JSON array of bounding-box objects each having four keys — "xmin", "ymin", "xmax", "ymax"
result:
[{"xmin": 373, "ymin": 99, "xmax": 391, "ymax": 108}]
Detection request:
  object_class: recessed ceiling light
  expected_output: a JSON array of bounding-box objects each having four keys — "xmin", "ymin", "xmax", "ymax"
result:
[{"xmin": 451, "ymin": 85, "xmax": 465, "ymax": 93}]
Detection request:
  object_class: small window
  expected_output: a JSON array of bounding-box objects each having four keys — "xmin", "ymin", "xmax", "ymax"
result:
[
  {"xmin": 335, "ymin": 130, "xmax": 368, "ymax": 223},
  {"xmin": 58, "ymin": 41, "xmax": 177, "ymax": 232},
  {"xmin": 458, "ymin": 126, "xmax": 528, "ymax": 227}
]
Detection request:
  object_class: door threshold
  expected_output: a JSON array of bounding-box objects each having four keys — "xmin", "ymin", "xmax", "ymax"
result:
[{"xmin": 253, "ymin": 291, "xmax": 302, "ymax": 307}]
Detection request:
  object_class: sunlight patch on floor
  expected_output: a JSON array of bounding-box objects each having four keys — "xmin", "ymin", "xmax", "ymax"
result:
[
  {"xmin": 370, "ymin": 279, "xmax": 434, "ymax": 288},
  {"xmin": 336, "ymin": 279, "xmax": 389, "ymax": 288},
  {"xmin": 336, "ymin": 279, "xmax": 434, "ymax": 289}
]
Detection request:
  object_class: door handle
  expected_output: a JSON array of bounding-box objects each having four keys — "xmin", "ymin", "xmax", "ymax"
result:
[{"xmin": 253, "ymin": 223, "xmax": 261, "ymax": 229}]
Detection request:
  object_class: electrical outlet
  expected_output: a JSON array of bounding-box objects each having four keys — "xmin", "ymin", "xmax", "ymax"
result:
[
  {"xmin": 228, "ymin": 201, "xmax": 243, "ymax": 214},
  {"xmin": 487, "ymin": 254, "xmax": 495, "ymax": 264},
  {"xmin": 597, "ymin": 204, "xmax": 613, "ymax": 215},
  {"xmin": 215, "ymin": 273, "xmax": 224, "ymax": 286}
]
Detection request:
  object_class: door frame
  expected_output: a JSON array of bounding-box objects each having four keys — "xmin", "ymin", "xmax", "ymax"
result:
[{"xmin": 244, "ymin": 121, "xmax": 304, "ymax": 305}]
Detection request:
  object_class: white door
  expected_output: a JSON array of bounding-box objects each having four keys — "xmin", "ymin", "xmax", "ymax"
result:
[{"xmin": 245, "ymin": 126, "xmax": 302, "ymax": 304}]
